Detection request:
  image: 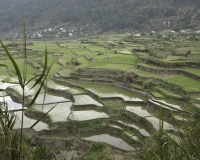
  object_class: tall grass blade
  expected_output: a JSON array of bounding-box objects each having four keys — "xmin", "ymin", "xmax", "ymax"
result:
[
  {"xmin": 42, "ymin": 79, "xmax": 48, "ymax": 111},
  {"xmin": 22, "ymin": 17, "xmax": 27, "ymax": 83},
  {"xmin": 0, "ymin": 64, "xmax": 7, "ymax": 67},
  {"xmin": 29, "ymin": 46, "xmax": 48, "ymax": 91},
  {"xmin": 71, "ymin": 151, "xmax": 75, "ymax": 160},
  {"xmin": 29, "ymin": 104, "xmax": 57, "ymax": 129},
  {"xmin": 28, "ymin": 61, "xmax": 54, "ymax": 107},
  {"xmin": 0, "ymin": 41, "xmax": 23, "ymax": 87},
  {"xmin": 25, "ymin": 74, "xmax": 41, "ymax": 86}
]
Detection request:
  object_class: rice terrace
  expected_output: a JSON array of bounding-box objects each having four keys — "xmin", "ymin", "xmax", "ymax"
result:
[{"xmin": 1, "ymin": 30, "xmax": 200, "ymax": 159}]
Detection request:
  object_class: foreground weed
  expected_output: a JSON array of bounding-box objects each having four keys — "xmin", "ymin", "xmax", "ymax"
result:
[
  {"xmin": 139, "ymin": 107, "xmax": 200, "ymax": 160},
  {"xmin": 0, "ymin": 20, "xmax": 54, "ymax": 159}
]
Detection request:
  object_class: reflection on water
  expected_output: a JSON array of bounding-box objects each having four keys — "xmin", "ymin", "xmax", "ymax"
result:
[
  {"xmin": 126, "ymin": 106, "xmax": 152, "ymax": 117},
  {"xmin": 47, "ymin": 80, "xmax": 69, "ymax": 90},
  {"xmin": 69, "ymin": 110, "xmax": 109, "ymax": 121},
  {"xmin": 10, "ymin": 82, "xmax": 44, "ymax": 96},
  {"xmin": 146, "ymin": 117, "xmax": 173, "ymax": 130},
  {"xmin": 34, "ymin": 102, "xmax": 73, "ymax": 122},
  {"xmin": 152, "ymin": 98, "xmax": 182, "ymax": 110},
  {"xmin": 149, "ymin": 99, "xmax": 175, "ymax": 111},
  {"xmin": 0, "ymin": 83, "xmax": 17, "ymax": 90},
  {"xmin": 13, "ymin": 111, "xmax": 49, "ymax": 131},
  {"xmin": 117, "ymin": 120, "xmax": 150, "ymax": 137},
  {"xmin": 82, "ymin": 134, "xmax": 134, "ymax": 151},
  {"xmin": 73, "ymin": 95, "xmax": 103, "ymax": 107},
  {"xmin": 0, "ymin": 96, "xmax": 24, "ymax": 111},
  {"xmin": 34, "ymin": 93, "xmax": 70, "ymax": 104},
  {"xmin": 76, "ymin": 83, "xmax": 143, "ymax": 102}
]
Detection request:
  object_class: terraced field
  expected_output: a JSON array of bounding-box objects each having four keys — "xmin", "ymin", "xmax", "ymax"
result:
[{"xmin": 0, "ymin": 33, "xmax": 200, "ymax": 159}]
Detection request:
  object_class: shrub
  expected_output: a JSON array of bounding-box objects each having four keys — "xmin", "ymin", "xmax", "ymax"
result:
[
  {"xmin": 139, "ymin": 108, "xmax": 200, "ymax": 160},
  {"xmin": 84, "ymin": 142, "xmax": 112, "ymax": 160},
  {"xmin": 32, "ymin": 146, "xmax": 57, "ymax": 160}
]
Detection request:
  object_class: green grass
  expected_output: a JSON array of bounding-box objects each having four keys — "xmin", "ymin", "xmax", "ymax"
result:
[
  {"xmin": 185, "ymin": 69, "xmax": 200, "ymax": 76},
  {"xmin": 77, "ymin": 57, "xmax": 91, "ymax": 64},
  {"xmin": 1, "ymin": 60, "xmax": 37, "ymax": 78},
  {"xmin": 151, "ymin": 92, "xmax": 164, "ymax": 98},
  {"xmin": 79, "ymin": 63, "xmax": 134, "ymax": 70},
  {"xmin": 131, "ymin": 83, "xmax": 144, "ymax": 89},
  {"xmin": 93, "ymin": 54, "xmax": 137, "ymax": 64},
  {"xmin": 155, "ymin": 86, "xmax": 183, "ymax": 98},
  {"xmin": 57, "ymin": 69, "xmax": 71, "ymax": 77},
  {"xmin": 101, "ymin": 99, "xmax": 124, "ymax": 109},
  {"xmin": 166, "ymin": 75, "xmax": 200, "ymax": 92}
]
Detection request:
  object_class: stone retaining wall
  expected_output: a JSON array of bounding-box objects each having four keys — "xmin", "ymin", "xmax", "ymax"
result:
[{"xmin": 140, "ymin": 57, "xmax": 200, "ymax": 68}]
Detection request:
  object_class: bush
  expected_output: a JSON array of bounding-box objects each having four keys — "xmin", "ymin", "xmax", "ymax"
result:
[
  {"xmin": 143, "ymin": 80, "xmax": 154, "ymax": 89},
  {"xmin": 84, "ymin": 142, "xmax": 112, "ymax": 160},
  {"xmin": 139, "ymin": 109, "xmax": 200, "ymax": 160},
  {"xmin": 32, "ymin": 146, "xmax": 57, "ymax": 160}
]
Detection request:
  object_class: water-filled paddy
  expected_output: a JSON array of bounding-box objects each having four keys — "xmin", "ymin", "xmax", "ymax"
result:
[
  {"xmin": 46, "ymin": 80, "xmax": 69, "ymax": 90},
  {"xmin": 116, "ymin": 120, "xmax": 150, "ymax": 137},
  {"xmin": 13, "ymin": 111, "xmax": 49, "ymax": 131},
  {"xmin": 152, "ymin": 99, "xmax": 183, "ymax": 110},
  {"xmin": 0, "ymin": 82, "xmax": 17, "ymax": 90},
  {"xmin": 33, "ymin": 102, "xmax": 73, "ymax": 122},
  {"xmin": 82, "ymin": 133, "xmax": 134, "ymax": 151},
  {"xmin": 73, "ymin": 95, "xmax": 103, "ymax": 107},
  {"xmin": 0, "ymin": 96, "xmax": 24, "ymax": 111},
  {"xmin": 149, "ymin": 99, "xmax": 176, "ymax": 111},
  {"xmin": 125, "ymin": 106, "xmax": 172, "ymax": 130},
  {"xmin": 34, "ymin": 93, "xmax": 70, "ymax": 104},
  {"xmin": 75, "ymin": 83, "xmax": 144, "ymax": 102},
  {"xmin": 146, "ymin": 117, "xmax": 173, "ymax": 130},
  {"xmin": 126, "ymin": 106, "xmax": 152, "ymax": 117},
  {"xmin": 10, "ymin": 82, "xmax": 45, "ymax": 96},
  {"xmin": 69, "ymin": 110, "xmax": 109, "ymax": 121}
]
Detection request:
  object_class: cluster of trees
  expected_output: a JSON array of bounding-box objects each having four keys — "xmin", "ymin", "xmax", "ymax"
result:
[{"xmin": 0, "ymin": 0, "xmax": 199, "ymax": 32}]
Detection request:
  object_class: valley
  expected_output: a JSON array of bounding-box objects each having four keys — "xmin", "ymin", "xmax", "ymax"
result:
[{"xmin": 0, "ymin": 31, "xmax": 200, "ymax": 159}]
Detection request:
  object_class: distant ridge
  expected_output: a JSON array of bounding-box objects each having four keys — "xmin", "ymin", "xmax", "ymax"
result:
[{"xmin": 0, "ymin": 0, "xmax": 200, "ymax": 33}]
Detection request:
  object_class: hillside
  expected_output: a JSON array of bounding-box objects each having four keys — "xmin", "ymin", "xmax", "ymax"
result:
[{"xmin": 0, "ymin": 0, "xmax": 200, "ymax": 34}]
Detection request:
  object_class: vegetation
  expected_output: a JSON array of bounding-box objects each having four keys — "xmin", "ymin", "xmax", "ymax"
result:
[
  {"xmin": 1, "ymin": 0, "xmax": 200, "ymax": 33},
  {"xmin": 139, "ymin": 109, "xmax": 200, "ymax": 160},
  {"xmin": 1, "ymin": 21, "xmax": 200, "ymax": 159},
  {"xmin": 84, "ymin": 142, "xmax": 112, "ymax": 160},
  {"xmin": 0, "ymin": 24, "xmax": 56, "ymax": 159}
]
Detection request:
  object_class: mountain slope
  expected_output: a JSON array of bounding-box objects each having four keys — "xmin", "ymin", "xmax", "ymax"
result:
[{"xmin": 0, "ymin": 0, "xmax": 200, "ymax": 33}]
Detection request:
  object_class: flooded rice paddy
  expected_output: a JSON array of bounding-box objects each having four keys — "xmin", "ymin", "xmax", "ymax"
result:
[
  {"xmin": 69, "ymin": 110, "xmax": 109, "ymax": 121},
  {"xmin": 33, "ymin": 102, "xmax": 73, "ymax": 122},
  {"xmin": 0, "ymin": 48, "xmax": 190, "ymax": 153},
  {"xmin": 0, "ymin": 78, "xmax": 179, "ymax": 149},
  {"xmin": 82, "ymin": 133, "xmax": 135, "ymax": 151},
  {"xmin": 75, "ymin": 82, "xmax": 144, "ymax": 102},
  {"xmin": 34, "ymin": 93, "xmax": 70, "ymax": 104},
  {"xmin": 0, "ymin": 96, "xmax": 24, "ymax": 111},
  {"xmin": 73, "ymin": 95, "xmax": 103, "ymax": 107},
  {"xmin": 116, "ymin": 120, "xmax": 150, "ymax": 137},
  {"xmin": 13, "ymin": 111, "xmax": 49, "ymax": 131}
]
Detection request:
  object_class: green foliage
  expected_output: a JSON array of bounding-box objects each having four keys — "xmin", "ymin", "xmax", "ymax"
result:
[
  {"xmin": 32, "ymin": 146, "xmax": 57, "ymax": 160},
  {"xmin": 0, "ymin": 105, "xmax": 21, "ymax": 159},
  {"xmin": 71, "ymin": 58, "xmax": 81, "ymax": 66},
  {"xmin": 84, "ymin": 142, "xmax": 112, "ymax": 160},
  {"xmin": 143, "ymin": 79, "xmax": 154, "ymax": 89},
  {"xmin": 139, "ymin": 108, "xmax": 200, "ymax": 160},
  {"xmin": 0, "ymin": 23, "xmax": 54, "ymax": 159},
  {"xmin": 116, "ymin": 72, "xmax": 135, "ymax": 83},
  {"xmin": 0, "ymin": 0, "xmax": 199, "ymax": 32}
]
